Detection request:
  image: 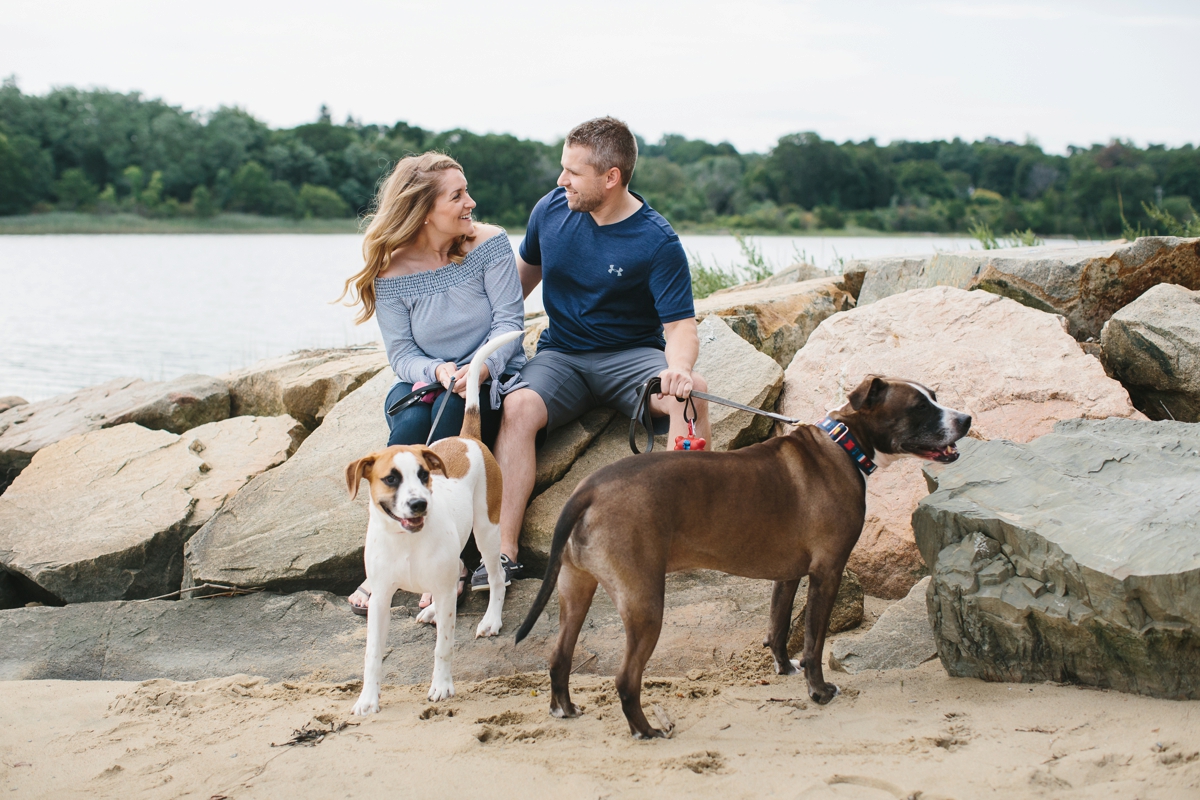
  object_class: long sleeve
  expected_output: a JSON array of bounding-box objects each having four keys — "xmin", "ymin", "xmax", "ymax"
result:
[
  {"xmin": 375, "ymin": 297, "xmax": 445, "ymax": 384},
  {"xmin": 481, "ymin": 245, "xmax": 528, "ymax": 388}
]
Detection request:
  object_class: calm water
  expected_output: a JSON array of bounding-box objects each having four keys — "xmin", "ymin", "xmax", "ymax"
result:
[{"xmin": 1, "ymin": 233, "xmax": 1092, "ymax": 402}]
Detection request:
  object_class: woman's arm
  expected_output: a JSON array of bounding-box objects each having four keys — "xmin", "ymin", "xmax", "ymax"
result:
[
  {"xmin": 375, "ymin": 298, "xmax": 447, "ymax": 385},
  {"xmin": 480, "ymin": 243, "xmax": 528, "ymax": 381}
]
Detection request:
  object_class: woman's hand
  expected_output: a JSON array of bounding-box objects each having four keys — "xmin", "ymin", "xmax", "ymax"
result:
[
  {"xmin": 435, "ymin": 362, "xmax": 457, "ymax": 390},
  {"xmin": 451, "ymin": 363, "xmax": 488, "ymax": 396}
]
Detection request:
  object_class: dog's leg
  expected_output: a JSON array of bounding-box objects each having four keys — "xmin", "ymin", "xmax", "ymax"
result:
[
  {"xmin": 613, "ymin": 576, "xmax": 667, "ymax": 739},
  {"xmin": 801, "ymin": 566, "xmax": 842, "ymax": 704},
  {"xmin": 475, "ymin": 521, "xmax": 506, "ymax": 637},
  {"xmin": 548, "ymin": 562, "xmax": 598, "ymax": 719},
  {"xmin": 427, "ymin": 586, "xmax": 457, "ymax": 702},
  {"xmin": 352, "ymin": 586, "xmax": 393, "ymax": 716},
  {"xmin": 767, "ymin": 578, "xmax": 802, "ymax": 675}
]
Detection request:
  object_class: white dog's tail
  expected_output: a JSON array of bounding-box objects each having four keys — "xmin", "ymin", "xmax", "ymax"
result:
[{"xmin": 460, "ymin": 330, "xmax": 523, "ymax": 440}]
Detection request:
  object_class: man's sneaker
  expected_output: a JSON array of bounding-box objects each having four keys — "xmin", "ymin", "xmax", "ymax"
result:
[{"xmin": 470, "ymin": 554, "xmax": 524, "ymax": 592}]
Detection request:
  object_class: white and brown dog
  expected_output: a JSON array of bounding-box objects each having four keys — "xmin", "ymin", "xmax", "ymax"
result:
[{"xmin": 347, "ymin": 330, "xmax": 521, "ymax": 713}]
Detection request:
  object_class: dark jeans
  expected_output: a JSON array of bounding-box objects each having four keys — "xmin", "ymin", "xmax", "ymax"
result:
[{"xmin": 384, "ymin": 380, "xmax": 504, "ymax": 449}]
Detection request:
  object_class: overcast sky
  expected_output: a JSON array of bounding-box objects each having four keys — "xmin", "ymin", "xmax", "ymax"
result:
[{"xmin": 3, "ymin": 0, "xmax": 1197, "ymax": 154}]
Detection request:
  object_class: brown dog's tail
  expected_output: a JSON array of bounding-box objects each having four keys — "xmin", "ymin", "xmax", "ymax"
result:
[
  {"xmin": 459, "ymin": 330, "xmax": 523, "ymax": 440},
  {"xmin": 514, "ymin": 484, "xmax": 592, "ymax": 644}
]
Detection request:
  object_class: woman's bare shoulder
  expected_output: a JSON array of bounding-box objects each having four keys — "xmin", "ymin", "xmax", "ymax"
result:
[{"xmin": 464, "ymin": 223, "xmax": 508, "ymax": 253}]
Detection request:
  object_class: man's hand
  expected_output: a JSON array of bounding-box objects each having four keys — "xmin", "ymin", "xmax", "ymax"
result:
[
  {"xmin": 450, "ymin": 363, "xmax": 489, "ymax": 396},
  {"xmin": 656, "ymin": 367, "xmax": 694, "ymax": 400}
]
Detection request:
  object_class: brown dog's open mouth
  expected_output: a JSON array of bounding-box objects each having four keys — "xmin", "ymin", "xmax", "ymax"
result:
[{"xmin": 917, "ymin": 444, "xmax": 960, "ymax": 463}]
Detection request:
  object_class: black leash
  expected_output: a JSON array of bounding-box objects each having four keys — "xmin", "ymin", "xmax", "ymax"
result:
[
  {"xmin": 386, "ymin": 377, "xmax": 457, "ymax": 446},
  {"xmin": 629, "ymin": 377, "xmax": 803, "ymax": 454}
]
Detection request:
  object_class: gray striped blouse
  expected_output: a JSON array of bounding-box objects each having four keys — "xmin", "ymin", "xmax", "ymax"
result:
[{"xmin": 374, "ymin": 231, "xmax": 528, "ymax": 410}]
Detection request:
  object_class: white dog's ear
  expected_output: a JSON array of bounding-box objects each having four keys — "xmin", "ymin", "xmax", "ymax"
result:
[
  {"xmin": 420, "ymin": 448, "xmax": 447, "ymax": 479},
  {"xmin": 346, "ymin": 456, "xmax": 375, "ymax": 499}
]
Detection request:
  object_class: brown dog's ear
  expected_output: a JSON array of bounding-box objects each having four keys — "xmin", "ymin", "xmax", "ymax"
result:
[
  {"xmin": 345, "ymin": 456, "xmax": 375, "ymax": 499},
  {"xmin": 848, "ymin": 376, "xmax": 888, "ymax": 411},
  {"xmin": 420, "ymin": 448, "xmax": 447, "ymax": 479}
]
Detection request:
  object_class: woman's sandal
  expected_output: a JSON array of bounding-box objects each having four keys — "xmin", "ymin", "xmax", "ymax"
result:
[{"xmin": 349, "ymin": 582, "xmax": 371, "ymax": 617}]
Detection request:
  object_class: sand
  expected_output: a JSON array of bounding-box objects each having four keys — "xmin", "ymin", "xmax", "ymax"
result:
[{"xmin": 2, "ymin": 643, "xmax": 1198, "ymax": 800}]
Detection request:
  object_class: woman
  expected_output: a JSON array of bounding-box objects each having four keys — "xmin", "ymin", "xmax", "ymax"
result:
[{"xmin": 338, "ymin": 152, "xmax": 527, "ymax": 615}]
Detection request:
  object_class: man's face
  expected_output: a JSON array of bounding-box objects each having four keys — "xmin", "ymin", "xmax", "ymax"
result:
[{"xmin": 558, "ymin": 144, "xmax": 608, "ymax": 212}]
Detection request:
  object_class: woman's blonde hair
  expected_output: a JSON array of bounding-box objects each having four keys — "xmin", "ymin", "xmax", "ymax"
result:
[{"xmin": 339, "ymin": 151, "xmax": 473, "ymax": 323}]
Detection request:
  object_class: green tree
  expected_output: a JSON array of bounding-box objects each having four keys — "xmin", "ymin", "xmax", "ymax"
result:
[
  {"xmin": 190, "ymin": 184, "xmax": 216, "ymax": 218},
  {"xmin": 298, "ymin": 183, "xmax": 349, "ymax": 218},
  {"xmin": 53, "ymin": 167, "xmax": 99, "ymax": 210},
  {"xmin": 229, "ymin": 161, "xmax": 273, "ymax": 213},
  {"xmin": 0, "ymin": 131, "xmax": 41, "ymax": 214},
  {"xmin": 122, "ymin": 165, "xmax": 145, "ymax": 203}
]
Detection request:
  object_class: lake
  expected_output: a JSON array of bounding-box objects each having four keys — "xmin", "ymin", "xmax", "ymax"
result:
[{"xmin": 1, "ymin": 233, "xmax": 1094, "ymax": 402}]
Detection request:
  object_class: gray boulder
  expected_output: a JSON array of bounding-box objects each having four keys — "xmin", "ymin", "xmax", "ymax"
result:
[
  {"xmin": 0, "ymin": 571, "xmax": 780, "ymax": 684},
  {"xmin": 183, "ymin": 369, "xmax": 393, "ymax": 593},
  {"xmin": 0, "ymin": 374, "xmax": 229, "ymax": 489},
  {"xmin": 854, "ymin": 237, "xmax": 1200, "ymax": 340},
  {"xmin": 1101, "ymin": 283, "xmax": 1200, "ymax": 422},
  {"xmin": 695, "ymin": 275, "xmax": 856, "ymax": 367},
  {"xmin": 0, "ymin": 397, "xmax": 26, "ymax": 414},
  {"xmin": 0, "ymin": 416, "xmax": 304, "ymax": 604},
  {"xmin": 533, "ymin": 408, "xmax": 615, "ymax": 497},
  {"xmin": 914, "ymin": 419, "xmax": 1200, "ymax": 699},
  {"xmin": 829, "ymin": 577, "xmax": 936, "ymax": 673},
  {"xmin": 519, "ymin": 316, "xmax": 783, "ymax": 572},
  {"xmin": 220, "ymin": 345, "xmax": 389, "ymax": 429}
]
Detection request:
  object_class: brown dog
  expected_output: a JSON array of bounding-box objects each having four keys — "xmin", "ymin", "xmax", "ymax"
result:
[{"xmin": 515, "ymin": 375, "xmax": 972, "ymax": 738}]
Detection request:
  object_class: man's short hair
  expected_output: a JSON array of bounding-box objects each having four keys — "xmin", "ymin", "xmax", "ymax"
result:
[{"xmin": 566, "ymin": 117, "xmax": 638, "ymax": 186}]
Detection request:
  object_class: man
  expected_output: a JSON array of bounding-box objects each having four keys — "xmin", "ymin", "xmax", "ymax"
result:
[{"xmin": 472, "ymin": 116, "xmax": 712, "ymax": 590}]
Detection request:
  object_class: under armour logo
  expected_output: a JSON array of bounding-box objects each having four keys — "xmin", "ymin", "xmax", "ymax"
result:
[{"xmin": 608, "ymin": 264, "xmax": 623, "ymax": 276}]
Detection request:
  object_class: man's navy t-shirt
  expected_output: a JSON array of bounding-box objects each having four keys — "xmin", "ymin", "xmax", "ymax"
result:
[{"xmin": 519, "ymin": 187, "xmax": 694, "ymax": 353}]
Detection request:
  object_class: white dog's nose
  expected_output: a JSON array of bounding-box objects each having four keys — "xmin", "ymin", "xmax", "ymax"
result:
[{"xmin": 409, "ymin": 498, "xmax": 427, "ymax": 515}]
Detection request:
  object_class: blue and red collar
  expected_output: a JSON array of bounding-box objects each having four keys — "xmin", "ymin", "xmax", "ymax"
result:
[{"xmin": 816, "ymin": 417, "xmax": 877, "ymax": 476}]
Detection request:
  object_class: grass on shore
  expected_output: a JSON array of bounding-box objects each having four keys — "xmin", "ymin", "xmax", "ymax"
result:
[{"xmin": 0, "ymin": 212, "xmax": 362, "ymax": 235}]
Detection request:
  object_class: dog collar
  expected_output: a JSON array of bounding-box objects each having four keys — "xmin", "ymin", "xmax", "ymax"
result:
[{"xmin": 816, "ymin": 417, "xmax": 877, "ymax": 476}]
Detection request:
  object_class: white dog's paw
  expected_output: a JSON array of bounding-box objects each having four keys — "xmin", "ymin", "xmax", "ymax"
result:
[
  {"xmin": 476, "ymin": 614, "xmax": 503, "ymax": 638},
  {"xmin": 427, "ymin": 679, "xmax": 455, "ymax": 702},
  {"xmin": 351, "ymin": 692, "xmax": 380, "ymax": 716},
  {"xmin": 415, "ymin": 603, "xmax": 436, "ymax": 625}
]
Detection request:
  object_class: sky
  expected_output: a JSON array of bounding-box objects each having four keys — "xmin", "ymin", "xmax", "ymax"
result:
[{"xmin": 3, "ymin": 0, "xmax": 1198, "ymax": 154}]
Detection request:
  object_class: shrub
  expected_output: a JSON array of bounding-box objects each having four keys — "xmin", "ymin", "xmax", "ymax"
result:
[
  {"xmin": 191, "ymin": 185, "xmax": 217, "ymax": 218},
  {"xmin": 53, "ymin": 168, "xmax": 99, "ymax": 210},
  {"xmin": 814, "ymin": 205, "xmax": 845, "ymax": 229},
  {"xmin": 298, "ymin": 183, "xmax": 350, "ymax": 218}
]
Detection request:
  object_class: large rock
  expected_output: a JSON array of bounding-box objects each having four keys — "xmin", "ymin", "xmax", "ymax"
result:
[
  {"xmin": 854, "ymin": 237, "xmax": 1200, "ymax": 340},
  {"xmin": 519, "ymin": 317, "xmax": 783, "ymax": 572},
  {"xmin": 533, "ymin": 408, "xmax": 615, "ymax": 497},
  {"xmin": 778, "ymin": 286, "xmax": 1142, "ymax": 599},
  {"xmin": 829, "ymin": 577, "xmax": 936, "ymax": 673},
  {"xmin": 1101, "ymin": 283, "xmax": 1200, "ymax": 422},
  {"xmin": 220, "ymin": 345, "xmax": 388, "ymax": 429},
  {"xmin": 914, "ymin": 419, "xmax": 1200, "ymax": 699},
  {"xmin": 0, "ymin": 416, "xmax": 303, "ymax": 604},
  {"xmin": 0, "ymin": 397, "xmax": 26, "ymax": 414},
  {"xmin": 0, "ymin": 374, "xmax": 229, "ymax": 488},
  {"xmin": 183, "ymin": 369, "xmax": 393, "ymax": 593},
  {"xmin": 695, "ymin": 275, "xmax": 856, "ymax": 367},
  {"xmin": 0, "ymin": 571, "xmax": 782, "ymax": 684}
]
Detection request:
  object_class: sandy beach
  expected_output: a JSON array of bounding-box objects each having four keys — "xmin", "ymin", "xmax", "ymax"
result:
[{"xmin": 3, "ymin": 643, "xmax": 1198, "ymax": 800}]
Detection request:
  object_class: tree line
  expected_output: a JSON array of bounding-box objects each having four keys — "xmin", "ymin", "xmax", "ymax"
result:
[{"xmin": 2, "ymin": 80, "xmax": 1198, "ymax": 237}]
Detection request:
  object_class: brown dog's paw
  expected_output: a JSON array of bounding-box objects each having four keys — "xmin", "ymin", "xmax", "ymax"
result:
[
  {"xmin": 549, "ymin": 701, "xmax": 582, "ymax": 719},
  {"xmin": 774, "ymin": 657, "xmax": 801, "ymax": 676},
  {"xmin": 809, "ymin": 682, "xmax": 840, "ymax": 705}
]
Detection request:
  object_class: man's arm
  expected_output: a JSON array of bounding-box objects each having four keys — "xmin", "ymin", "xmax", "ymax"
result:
[
  {"xmin": 516, "ymin": 254, "xmax": 542, "ymax": 300},
  {"xmin": 658, "ymin": 317, "xmax": 700, "ymax": 399}
]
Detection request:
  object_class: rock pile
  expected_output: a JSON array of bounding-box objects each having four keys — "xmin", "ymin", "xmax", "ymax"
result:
[
  {"xmin": 778, "ymin": 285, "xmax": 1141, "ymax": 598},
  {"xmin": 914, "ymin": 419, "xmax": 1200, "ymax": 699},
  {"xmin": 0, "ymin": 416, "xmax": 304, "ymax": 603},
  {"xmin": 853, "ymin": 236, "xmax": 1200, "ymax": 340},
  {"xmin": 1101, "ymin": 283, "xmax": 1200, "ymax": 422}
]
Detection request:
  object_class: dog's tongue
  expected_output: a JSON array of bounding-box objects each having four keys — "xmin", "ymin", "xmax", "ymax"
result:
[{"xmin": 400, "ymin": 516, "xmax": 424, "ymax": 530}]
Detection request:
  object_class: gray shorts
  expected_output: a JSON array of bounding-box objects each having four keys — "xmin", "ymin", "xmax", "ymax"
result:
[{"xmin": 520, "ymin": 347, "xmax": 671, "ymax": 435}]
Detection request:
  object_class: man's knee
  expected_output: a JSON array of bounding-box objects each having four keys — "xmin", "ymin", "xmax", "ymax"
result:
[
  {"xmin": 691, "ymin": 372, "xmax": 708, "ymax": 394},
  {"xmin": 500, "ymin": 388, "xmax": 548, "ymax": 434}
]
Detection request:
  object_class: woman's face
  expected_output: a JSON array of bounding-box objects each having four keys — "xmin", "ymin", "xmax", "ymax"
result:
[{"xmin": 426, "ymin": 170, "xmax": 476, "ymax": 238}]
